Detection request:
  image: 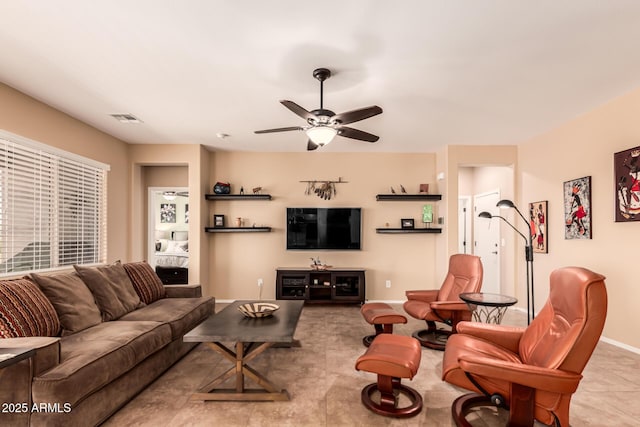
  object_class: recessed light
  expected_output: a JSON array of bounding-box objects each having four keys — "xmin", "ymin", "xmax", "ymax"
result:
[
  {"xmin": 216, "ymin": 133, "xmax": 230, "ymax": 139},
  {"xmin": 110, "ymin": 114, "xmax": 143, "ymax": 124}
]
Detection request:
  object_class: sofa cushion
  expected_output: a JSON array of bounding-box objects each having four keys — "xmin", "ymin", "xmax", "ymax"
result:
[
  {"xmin": 0, "ymin": 278, "xmax": 61, "ymax": 338},
  {"xmin": 31, "ymin": 272, "xmax": 102, "ymax": 336},
  {"xmin": 74, "ymin": 262, "xmax": 143, "ymax": 321},
  {"xmin": 119, "ymin": 297, "xmax": 214, "ymax": 340},
  {"xmin": 122, "ymin": 261, "xmax": 166, "ymax": 304},
  {"xmin": 31, "ymin": 320, "xmax": 172, "ymax": 406}
]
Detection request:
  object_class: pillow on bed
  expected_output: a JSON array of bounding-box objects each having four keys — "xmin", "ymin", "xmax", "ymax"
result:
[
  {"xmin": 166, "ymin": 240, "xmax": 188, "ymax": 252},
  {"xmin": 155, "ymin": 239, "xmax": 169, "ymax": 252},
  {"xmin": 171, "ymin": 230, "xmax": 188, "ymax": 241}
]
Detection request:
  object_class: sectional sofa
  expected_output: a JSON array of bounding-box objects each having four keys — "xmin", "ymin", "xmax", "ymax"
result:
[{"xmin": 0, "ymin": 261, "xmax": 215, "ymax": 426}]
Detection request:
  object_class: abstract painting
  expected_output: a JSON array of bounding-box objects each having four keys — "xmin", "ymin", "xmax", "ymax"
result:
[
  {"xmin": 160, "ymin": 203, "xmax": 176, "ymax": 223},
  {"xmin": 529, "ymin": 200, "xmax": 548, "ymax": 253},
  {"xmin": 563, "ymin": 176, "xmax": 591, "ymax": 239},
  {"xmin": 614, "ymin": 146, "xmax": 640, "ymax": 222}
]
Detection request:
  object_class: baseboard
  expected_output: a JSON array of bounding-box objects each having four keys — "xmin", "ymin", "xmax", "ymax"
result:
[{"xmin": 599, "ymin": 336, "xmax": 640, "ymax": 355}]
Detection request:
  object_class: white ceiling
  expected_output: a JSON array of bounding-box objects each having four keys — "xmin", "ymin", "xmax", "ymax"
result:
[{"xmin": 2, "ymin": 1, "xmax": 640, "ymax": 153}]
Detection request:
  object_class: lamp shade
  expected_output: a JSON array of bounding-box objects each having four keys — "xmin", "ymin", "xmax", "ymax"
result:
[
  {"xmin": 478, "ymin": 211, "xmax": 493, "ymax": 219},
  {"xmin": 497, "ymin": 199, "xmax": 516, "ymax": 209},
  {"xmin": 306, "ymin": 126, "xmax": 337, "ymax": 146}
]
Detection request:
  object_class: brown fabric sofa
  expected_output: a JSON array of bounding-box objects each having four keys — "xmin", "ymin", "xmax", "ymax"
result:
[{"xmin": 0, "ymin": 262, "xmax": 214, "ymax": 427}]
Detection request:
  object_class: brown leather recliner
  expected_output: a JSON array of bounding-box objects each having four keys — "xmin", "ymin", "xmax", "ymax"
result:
[
  {"xmin": 404, "ymin": 254, "xmax": 483, "ymax": 350},
  {"xmin": 442, "ymin": 266, "xmax": 607, "ymax": 427}
]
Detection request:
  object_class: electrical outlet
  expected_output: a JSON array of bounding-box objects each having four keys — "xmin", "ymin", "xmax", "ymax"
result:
[
  {"xmin": 385, "ymin": 280, "xmax": 391, "ymax": 288},
  {"xmin": 257, "ymin": 278, "xmax": 263, "ymax": 287}
]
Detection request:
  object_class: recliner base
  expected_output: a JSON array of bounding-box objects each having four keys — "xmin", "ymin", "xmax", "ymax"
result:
[
  {"xmin": 452, "ymin": 390, "xmax": 551, "ymax": 427},
  {"xmin": 412, "ymin": 328, "xmax": 451, "ymax": 351},
  {"xmin": 361, "ymin": 381, "xmax": 423, "ymax": 418}
]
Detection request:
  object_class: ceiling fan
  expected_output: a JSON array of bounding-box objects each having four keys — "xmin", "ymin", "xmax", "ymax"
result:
[{"xmin": 255, "ymin": 68, "xmax": 383, "ymax": 151}]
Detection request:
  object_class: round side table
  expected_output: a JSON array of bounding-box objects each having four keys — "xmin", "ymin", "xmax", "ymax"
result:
[{"xmin": 459, "ymin": 292, "xmax": 517, "ymax": 324}]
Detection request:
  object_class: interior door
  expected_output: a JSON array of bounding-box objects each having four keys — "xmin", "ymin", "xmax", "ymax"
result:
[{"xmin": 473, "ymin": 191, "xmax": 501, "ymax": 294}]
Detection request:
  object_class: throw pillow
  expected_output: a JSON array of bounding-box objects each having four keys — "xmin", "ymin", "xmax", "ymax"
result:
[
  {"xmin": 74, "ymin": 261, "xmax": 143, "ymax": 321},
  {"xmin": 0, "ymin": 278, "xmax": 61, "ymax": 338},
  {"xmin": 30, "ymin": 272, "xmax": 102, "ymax": 336},
  {"xmin": 122, "ymin": 261, "xmax": 167, "ymax": 304}
]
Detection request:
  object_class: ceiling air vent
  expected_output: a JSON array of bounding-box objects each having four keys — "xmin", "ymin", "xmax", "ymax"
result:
[{"xmin": 110, "ymin": 113, "xmax": 143, "ymax": 123}]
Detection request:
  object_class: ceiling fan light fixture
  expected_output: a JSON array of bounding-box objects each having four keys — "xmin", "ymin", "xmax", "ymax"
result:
[
  {"xmin": 162, "ymin": 191, "xmax": 177, "ymax": 201},
  {"xmin": 306, "ymin": 126, "xmax": 337, "ymax": 146}
]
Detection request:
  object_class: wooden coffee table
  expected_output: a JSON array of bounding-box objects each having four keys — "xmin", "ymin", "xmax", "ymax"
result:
[{"xmin": 183, "ymin": 299, "xmax": 304, "ymax": 401}]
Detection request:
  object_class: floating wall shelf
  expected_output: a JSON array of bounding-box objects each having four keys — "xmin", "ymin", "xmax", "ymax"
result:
[
  {"xmin": 205, "ymin": 227, "xmax": 272, "ymax": 233},
  {"xmin": 376, "ymin": 228, "xmax": 442, "ymax": 234},
  {"xmin": 205, "ymin": 194, "xmax": 272, "ymax": 200},
  {"xmin": 376, "ymin": 194, "xmax": 442, "ymax": 201}
]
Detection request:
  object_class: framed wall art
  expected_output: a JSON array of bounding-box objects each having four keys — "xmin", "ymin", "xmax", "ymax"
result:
[
  {"xmin": 563, "ymin": 176, "xmax": 591, "ymax": 239},
  {"xmin": 529, "ymin": 200, "xmax": 548, "ymax": 253},
  {"xmin": 401, "ymin": 218, "xmax": 415, "ymax": 229},
  {"xmin": 614, "ymin": 146, "xmax": 640, "ymax": 222},
  {"xmin": 160, "ymin": 203, "xmax": 176, "ymax": 223}
]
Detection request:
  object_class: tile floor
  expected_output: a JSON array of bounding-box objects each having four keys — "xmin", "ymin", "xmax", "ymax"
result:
[{"xmin": 104, "ymin": 304, "xmax": 640, "ymax": 426}]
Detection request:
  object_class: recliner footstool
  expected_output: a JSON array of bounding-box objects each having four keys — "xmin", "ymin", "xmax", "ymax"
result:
[
  {"xmin": 360, "ymin": 302, "xmax": 407, "ymax": 347},
  {"xmin": 355, "ymin": 334, "xmax": 423, "ymax": 418}
]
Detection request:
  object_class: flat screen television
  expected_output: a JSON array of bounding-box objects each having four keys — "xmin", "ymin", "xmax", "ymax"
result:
[{"xmin": 286, "ymin": 208, "xmax": 361, "ymax": 250}]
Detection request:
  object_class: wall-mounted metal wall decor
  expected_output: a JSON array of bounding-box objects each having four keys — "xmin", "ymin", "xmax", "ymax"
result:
[
  {"xmin": 614, "ymin": 146, "xmax": 640, "ymax": 222},
  {"xmin": 300, "ymin": 177, "xmax": 348, "ymax": 200}
]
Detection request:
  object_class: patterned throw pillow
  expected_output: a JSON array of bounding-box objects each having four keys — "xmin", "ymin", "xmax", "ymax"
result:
[
  {"xmin": 0, "ymin": 278, "xmax": 61, "ymax": 338},
  {"xmin": 123, "ymin": 261, "xmax": 167, "ymax": 304}
]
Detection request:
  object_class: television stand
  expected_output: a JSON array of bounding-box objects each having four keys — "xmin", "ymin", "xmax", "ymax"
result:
[{"xmin": 275, "ymin": 268, "xmax": 365, "ymax": 304}]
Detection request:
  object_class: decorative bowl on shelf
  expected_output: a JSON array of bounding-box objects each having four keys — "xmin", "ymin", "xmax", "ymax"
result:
[
  {"xmin": 310, "ymin": 264, "xmax": 332, "ymax": 271},
  {"xmin": 237, "ymin": 302, "xmax": 280, "ymax": 318}
]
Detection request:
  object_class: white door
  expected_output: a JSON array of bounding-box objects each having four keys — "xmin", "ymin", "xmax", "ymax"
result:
[{"xmin": 473, "ymin": 191, "xmax": 501, "ymax": 294}]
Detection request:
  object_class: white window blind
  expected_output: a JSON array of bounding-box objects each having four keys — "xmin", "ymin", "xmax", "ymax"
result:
[{"xmin": 0, "ymin": 132, "xmax": 108, "ymax": 275}]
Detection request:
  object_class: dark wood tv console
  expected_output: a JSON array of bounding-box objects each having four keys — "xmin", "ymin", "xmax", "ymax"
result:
[{"xmin": 276, "ymin": 268, "xmax": 365, "ymax": 304}]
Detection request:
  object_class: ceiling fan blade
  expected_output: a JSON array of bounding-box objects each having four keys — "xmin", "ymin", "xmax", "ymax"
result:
[
  {"xmin": 331, "ymin": 105, "xmax": 382, "ymax": 125},
  {"xmin": 254, "ymin": 126, "xmax": 304, "ymax": 134},
  {"xmin": 307, "ymin": 140, "xmax": 319, "ymax": 151},
  {"xmin": 337, "ymin": 126, "xmax": 380, "ymax": 142},
  {"xmin": 280, "ymin": 100, "xmax": 315, "ymax": 121}
]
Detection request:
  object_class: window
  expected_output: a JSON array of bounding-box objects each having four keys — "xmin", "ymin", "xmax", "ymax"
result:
[{"xmin": 0, "ymin": 131, "xmax": 108, "ymax": 275}]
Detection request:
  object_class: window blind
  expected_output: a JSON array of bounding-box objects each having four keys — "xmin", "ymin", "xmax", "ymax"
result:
[{"xmin": 0, "ymin": 133, "xmax": 108, "ymax": 275}]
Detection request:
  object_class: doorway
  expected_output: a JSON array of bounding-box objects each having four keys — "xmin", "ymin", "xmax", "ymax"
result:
[
  {"xmin": 473, "ymin": 190, "xmax": 501, "ymax": 294},
  {"xmin": 148, "ymin": 187, "xmax": 190, "ymax": 272}
]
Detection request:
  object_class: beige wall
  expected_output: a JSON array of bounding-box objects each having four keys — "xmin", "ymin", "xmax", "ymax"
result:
[
  {"xmin": 519, "ymin": 86, "xmax": 640, "ymax": 349},
  {"xmin": 207, "ymin": 152, "xmax": 440, "ymax": 301},
  {"xmin": 0, "ymin": 83, "xmax": 130, "ymax": 263},
  {"xmin": 144, "ymin": 165, "xmax": 188, "ymax": 187}
]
